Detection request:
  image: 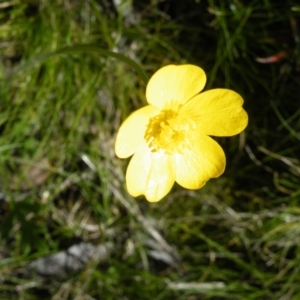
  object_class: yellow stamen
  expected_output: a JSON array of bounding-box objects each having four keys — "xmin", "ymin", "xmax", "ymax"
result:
[{"xmin": 144, "ymin": 105, "xmax": 195, "ymax": 154}]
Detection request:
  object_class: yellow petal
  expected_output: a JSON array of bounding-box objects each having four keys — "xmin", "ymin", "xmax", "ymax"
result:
[
  {"xmin": 146, "ymin": 64, "xmax": 207, "ymax": 108},
  {"xmin": 181, "ymin": 89, "xmax": 248, "ymax": 136},
  {"xmin": 174, "ymin": 135, "xmax": 225, "ymax": 189},
  {"xmin": 115, "ymin": 105, "xmax": 159, "ymax": 158},
  {"xmin": 126, "ymin": 145, "xmax": 175, "ymax": 202}
]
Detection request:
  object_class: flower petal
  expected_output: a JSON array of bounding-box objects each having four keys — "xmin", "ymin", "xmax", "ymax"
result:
[
  {"xmin": 174, "ymin": 135, "xmax": 225, "ymax": 189},
  {"xmin": 181, "ymin": 89, "xmax": 248, "ymax": 136},
  {"xmin": 146, "ymin": 64, "xmax": 207, "ymax": 108},
  {"xmin": 115, "ymin": 105, "xmax": 159, "ymax": 158},
  {"xmin": 126, "ymin": 145, "xmax": 175, "ymax": 202}
]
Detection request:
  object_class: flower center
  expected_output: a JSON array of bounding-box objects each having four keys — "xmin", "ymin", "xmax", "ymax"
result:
[{"xmin": 144, "ymin": 106, "xmax": 194, "ymax": 154}]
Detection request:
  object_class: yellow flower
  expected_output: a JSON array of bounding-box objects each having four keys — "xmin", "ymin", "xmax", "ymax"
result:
[{"xmin": 115, "ymin": 64, "xmax": 248, "ymax": 202}]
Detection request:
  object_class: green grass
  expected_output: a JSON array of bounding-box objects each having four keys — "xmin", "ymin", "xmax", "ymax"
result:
[{"xmin": 1, "ymin": 0, "xmax": 300, "ymax": 299}]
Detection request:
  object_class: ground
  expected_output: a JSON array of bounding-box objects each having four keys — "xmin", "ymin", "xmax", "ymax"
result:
[{"xmin": 0, "ymin": 0, "xmax": 300, "ymax": 299}]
